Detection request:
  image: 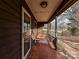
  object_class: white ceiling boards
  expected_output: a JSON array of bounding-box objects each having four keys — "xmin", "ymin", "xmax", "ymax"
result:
[{"xmin": 25, "ymin": 0, "xmax": 63, "ymax": 22}]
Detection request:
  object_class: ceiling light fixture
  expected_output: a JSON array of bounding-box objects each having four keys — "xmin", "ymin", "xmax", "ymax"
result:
[{"xmin": 40, "ymin": 0, "xmax": 48, "ymax": 8}]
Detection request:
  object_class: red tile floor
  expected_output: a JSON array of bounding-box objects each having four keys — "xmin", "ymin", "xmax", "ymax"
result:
[{"xmin": 27, "ymin": 43, "xmax": 58, "ymax": 59}]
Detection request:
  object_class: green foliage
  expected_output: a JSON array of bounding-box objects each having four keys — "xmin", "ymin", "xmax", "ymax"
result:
[
  {"xmin": 70, "ymin": 27, "xmax": 79, "ymax": 36},
  {"xmin": 71, "ymin": 27, "xmax": 77, "ymax": 34}
]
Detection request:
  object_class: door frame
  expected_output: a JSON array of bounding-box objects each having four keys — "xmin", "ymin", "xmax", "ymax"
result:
[{"xmin": 22, "ymin": 6, "xmax": 31, "ymax": 59}]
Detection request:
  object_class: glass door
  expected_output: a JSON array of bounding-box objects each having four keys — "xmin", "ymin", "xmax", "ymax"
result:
[{"xmin": 22, "ymin": 7, "xmax": 31, "ymax": 59}]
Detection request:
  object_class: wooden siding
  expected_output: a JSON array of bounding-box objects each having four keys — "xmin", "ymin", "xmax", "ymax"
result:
[{"xmin": 0, "ymin": 0, "xmax": 21, "ymax": 59}]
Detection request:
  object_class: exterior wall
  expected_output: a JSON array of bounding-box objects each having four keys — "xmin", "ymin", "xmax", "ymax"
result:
[{"xmin": 0, "ymin": 0, "xmax": 21, "ymax": 59}]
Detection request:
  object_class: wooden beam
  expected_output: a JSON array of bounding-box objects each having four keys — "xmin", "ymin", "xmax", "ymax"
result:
[
  {"xmin": 48, "ymin": 0, "xmax": 78, "ymax": 23},
  {"xmin": 22, "ymin": 0, "xmax": 36, "ymax": 22}
]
